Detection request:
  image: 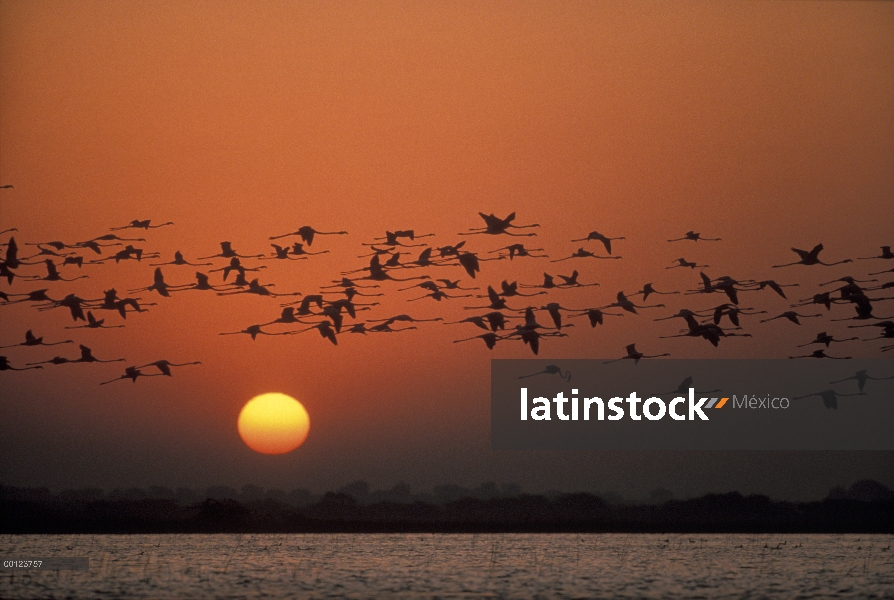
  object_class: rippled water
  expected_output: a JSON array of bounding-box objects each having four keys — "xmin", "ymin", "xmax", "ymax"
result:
[{"xmin": 2, "ymin": 533, "xmax": 892, "ymax": 599}]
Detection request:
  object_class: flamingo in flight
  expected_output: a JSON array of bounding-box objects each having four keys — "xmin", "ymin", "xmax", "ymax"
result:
[
  {"xmin": 668, "ymin": 231, "xmax": 721, "ymax": 242},
  {"xmin": 269, "ymin": 226, "xmax": 348, "ymax": 246},
  {"xmin": 603, "ymin": 344, "xmax": 670, "ymax": 364},
  {"xmin": 293, "ymin": 320, "xmax": 339, "ymax": 345},
  {"xmin": 453, "ymin": 332, "xmax": 502, "ymax": 350},
  {"xmin": 830, "ymin": 370, "xmax": 894, "ymax": 392},
  {"xmin": 288, "ymin": 243, "xmax": 329, "ymax": 257},
  {"xmin": 1, "ymin": 356, "xmax": 42, "ymax": 371},
  {"xmin": 797, "ymin": 332, "xmax": 858, "ymax": 348},
  {"xmin": 601, "ymin": 291, "xmax": 665, "ymax": 314},
  {"xmin": 110, "ymin": 219, "xmax": 174, "ymax": 231},
  {"xmin": 220, "ymin": 324, "xmax": 295, "ymax": 340},
  {"xmin": 345, "ymin": 255, "xmax": 432, "ymax": 283},
  {"xmin": 445, "ymin": 311, "xmax": 510, "ymax": 332},
  {"xmin": 0, "ymin": 330, "xmax": 73, "ymax": 349},
  {"xmin": 568, "ymin": 308, "xmax": 624, "ymax": 328},
  {"xmin": 129, "ymin": 268, "xmax": 188, "ymax": 298},
  {"xmin": 571, "ymin": 231, "xmax": 625, "ymax": 254},
  {"xmin": 760, "ymin": 311, "xmax": 822, "ymax": 325},
  {"xmin": 65, "ymin": 311, "xmax": 124, "ymax": 330},
  {"xmin": 137, "ymin": 360, "xmax": 202, "ymax": 376},
  {"xmin": 551, "ymin": 248, "xmax": 622, "ymax": 262},
  {"xmin": 460, "ymin": 212, "xmax": 540, "ymax": 237},
  {"xmin": 488, "ymin": 244, "xmax": 548, "ymax": 260},
  {"xmin": 772, "ymin": 244, "xmax": 853, "ymax": 268},
  {"xmin": 100, "ymin": 367, "xmax": 165, "ymax": 385},
  {"xmin": 858, "ymin": 246, "xmax": 893, "ymax": 261},
  {"xmin": 77, "ymin": 345, "xmax": 126, "ymax": 364},
  {"xmin": 667, "ymin": 258, "xmax": 708, "ymax": 270},
  {"xmin": 519, "ymin": 365, "xmax": 571, "ymax": 381},
  {"xmin": 199, "ymin": 242, "xmax": 263, "ymax": 260},
  {"xmin": 792, "ymin": 389, "xmax": 865, "ymax": 409},
  {"xmin": 38, "ymin": 259, "xmax": 89, "ymax": 282},
  {"xmin": 150, "ymin": 251, "xmax": 212, "ymax": 267},
  {"xmin": 632, "ymin": 283, "xmax": 679, "ymax": 302}
]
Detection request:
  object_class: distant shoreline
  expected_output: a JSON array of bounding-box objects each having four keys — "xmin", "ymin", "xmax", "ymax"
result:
[{"xmin": 4, "ymin": 490, "xmax": 892, "ymax": 535}]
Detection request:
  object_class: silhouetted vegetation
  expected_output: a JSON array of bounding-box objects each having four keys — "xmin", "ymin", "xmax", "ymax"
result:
[{"xmin": 2, "ymin": 480, "xmax": 891, "ymax": 534}]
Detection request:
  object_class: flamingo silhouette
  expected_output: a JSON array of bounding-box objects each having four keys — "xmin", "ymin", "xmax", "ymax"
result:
[
  {"xmin": 652, "ymin": 376, "xmax": 721, "ymax": 398},
  {"xmin": 436, "ymin": 242, "xmax": 466, "ymax": 257},
  {"xmin": 488, "ymin": 244, "xmax": 547, "ymax": 260},
  {"xmin": 604, "ymin": 344, "xmax": 670, "ymax": 364},
  {"xmin": 38, "ymin": 259, "xmax": 88, "ymax": 282},
  {"xmin": 666, "ymin": 258, "xmax": 708, "ymax": 269},
  {"xmin": 209, "ymin": 257, "xmax": 266, "ymax": 282},
  {"xmin": 270, "ymin": 226, "xmax": 348, "ymax": 246},
  {"xmin": 464, "ymin": 286, "xmax": 511, "ymax": 311},
  {"xmin": 668, "ymin": 231, "xmax": 721, "ymax": 242},
  {"xmin": 409, "ymin": 290, "xmax": 472, "ymax": 302},
  {"xmin": 571, "ymin": 231, "xmax": 625, "ymax": 254},
  {"xmin": 288, "ymin": 243, "xmax": 329, "ymax": 257},
  {"xmin": 261, "ymin": 244, "xmax": 307, "ymax": 261},
  {"xmin": 137, "ymin": 360, "xmax": 202, "ymax": 376},
  {"xmin": 65, "ymin": 311, "xmax": 124, "ymax": 330},
  {"xmin": 633, "ymin": 283, "xmax": 679, "ymax": 302},
  {"xmin": 110, "ymin": 219, "xmax": 174, "ymax": 231},
  {"xmin": 792, "ymin": 389, "xmax": 864, "ymax": 409},
  {"xmin": 0, "ymin": 330, "xmax": 73, "ymax": 349},
  {"xmin": 368, "ymin": 314, "xmax": 443, "ymax": 326},
  {"xmin": 453, "ymin": 332, "xmax": 502, "ymax": 350},
  {"xmin": 519, "ymin": 364, "xmax": 571, "ymax": 381},
  {"xmin": 760, "ymin": 311, "xmax": 822, "ymax": 325},
  {"xmin": 830, "ymin": 370, "xmax": 894, "ymax": 392},
  {"xmin": 220, "ymin": 324, "xmax": 295, "ymax": 340},
  {"xmin": 199, "ymin": 242, "xmax": 263, "ymax": 260},
  {"xmin": 75, "ymin": 345, "xmax": 126, "ymax": 363},
  {"xmin": 694, "ymin": 304, "xmax": 765, "ymax": 327},
  {"xmin": 149, "ymin": 251, "xmax": 212, "ymax": 267},
  {"xmin": 363, "ymin": 232, "xmax": 427, "ymax": 248},
  {"xmin": 551, "ymin": 248, "xmax": 622, "ymax": 262},
  {"xmin": 129, "ymin": 268, "xmax": 188, "ymax": 297},
  {"xmin": 790, "ymin": 349, "xmax": 852, "ymax": 359},
  {"xmin": 752, "ymin": 279, "xmax": 799, "ymax": 299},
  {"xmin": 100, "ymin": 367, "xmax": 164, "ymax": 385},
  {"xmin": 345, "ymin": 255, "xmax": 432, "ymax": 283},
  {"xmin": 797, "ymin": 332, "xmax": 858, "ymax": 348},
  {"xmin": 293, "ymin": 320, "xmax": 339, "ymax": 345},
  {"xmin": 772, "ymin": 244, "xmax": 853, "ymax": 268},
  {"xmin": 460, "ymin": 212, "xmax": 540, "ymax": 237},
  {"xmin": 569, "ymin": 308, "xmax": 624, "ymax": 327},
  {"xmin": 601, "ymin": 291, "xmax": 665, "ymax": 314},
  {"xmin": 0, "ymin": 262, "xmax": 40, "ymax": 284},
  {"xmin": 217, "ymin": 278, "xmax": 300, "ymax": 298},
  {"xmin": 504, "ymin": 322, "xmax": 568, "ymax": 355},
  {"xmin": 539, "ymin": 303, "xmax": 582, "ymax": 329},
  {"xmin": 37, "ymin": 293, "xmax": 90, "ymax": 321},
  {"xmin": 445, "ymin": 311, "xmax": 509, "ymax": 332},
  {"xmin": 858, "ymin": 246, "xmax": 893, "ymax": 260},
  {"xmin": 62, "ymin": 256, "xmax": 84, "ymax": 268},
  {"xmin": 1, "ymin": 356, "xmax": 42, "ymax": 371}
]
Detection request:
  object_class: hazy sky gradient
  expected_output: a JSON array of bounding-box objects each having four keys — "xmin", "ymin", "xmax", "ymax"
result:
[{"xmin": 1, "ymin": 1, "xmax": 892, "ymax": 500}]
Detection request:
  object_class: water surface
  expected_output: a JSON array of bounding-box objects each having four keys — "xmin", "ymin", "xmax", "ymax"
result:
[{"xmin": 2, "ymin": 533, "xmax": 892, "ymax": 598}]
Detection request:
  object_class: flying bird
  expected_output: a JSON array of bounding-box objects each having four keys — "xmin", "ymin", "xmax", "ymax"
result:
[
  {"xmin": 668, "ymin": 231, "xmax": 721, "ymax": 242},
  {"xmin": 571, "ymin": 231, "xmax": 625, "ymax": 254},
  {"xmin": 772, "ymin": 244, "xmax": 853, "ymax": 268}
]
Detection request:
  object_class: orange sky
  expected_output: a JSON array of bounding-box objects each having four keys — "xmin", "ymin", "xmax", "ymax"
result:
[{"xmin": 1, "ymin": 1, "xmax": 892, "ymax": 500}]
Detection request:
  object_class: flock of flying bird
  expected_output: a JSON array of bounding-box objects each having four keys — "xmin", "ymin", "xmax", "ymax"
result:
[{"xmin": 1, "ymin": 209, "xmax": 893, "ymax": 388}]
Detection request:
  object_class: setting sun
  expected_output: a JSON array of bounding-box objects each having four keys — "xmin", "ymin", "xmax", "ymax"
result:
[{"xmin": 237, "ymin": 393, "xmax": 310, "ymax": 455}]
